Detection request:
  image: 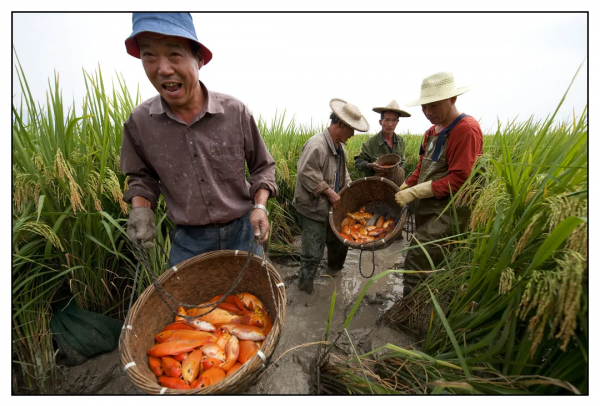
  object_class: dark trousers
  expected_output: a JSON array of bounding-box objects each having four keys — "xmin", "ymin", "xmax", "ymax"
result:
[
  {"xmin": 169, "ymin": 211, "xmax": 263, "ymax": 266},
  {"xmin": 403, "ymin": 198, "xmax": 470, "ymax": 296},
  {"xmin": 298, "ymin": 213, "xmax": 348, "ymax": 284}
]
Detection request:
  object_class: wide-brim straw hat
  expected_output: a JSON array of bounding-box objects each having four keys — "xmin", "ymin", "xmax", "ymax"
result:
[
  {"xmin": 125, "ymin": 13, "xmax": 213, "ymax": 65},
  {"xmin": 373, "ymin": 100, "xmax": 411, "ymax": 117},
  {"xmin": 406, "ymin": 72, "xmax": 470, "ymax": 106},
  {"xmin": 330, "ymin": 98, "xmax": 370, "ymax": 132}
]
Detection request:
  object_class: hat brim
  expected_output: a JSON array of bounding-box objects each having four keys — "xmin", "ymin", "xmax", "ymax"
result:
[
  {"xmin": 405, "ymin": 86, "xmax": 470, "ymax": 107},
  {"xmin": 372, "ymin": 107, "xmax": 411, "ymax": 117},
  {"xmin": 330, "ymin": 99, "xmax": 370, "ymax": 132},
  {"xmin": 125, "ymin": 19, "xmax": 212, "ymax": 64}
]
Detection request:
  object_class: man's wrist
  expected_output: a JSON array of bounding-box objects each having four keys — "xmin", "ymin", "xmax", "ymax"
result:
[
  {"xmin": 252, "ymin": 204, "xmax": 269, "ymax": 216},
  {"xmin": 132, "ymin": 196, "xmax": 151, "ymax": 209}
]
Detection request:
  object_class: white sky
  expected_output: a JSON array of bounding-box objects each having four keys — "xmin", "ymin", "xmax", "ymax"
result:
[{"xmin": 11, "ymin": 11, "xmax": 588, "ymax": 134}]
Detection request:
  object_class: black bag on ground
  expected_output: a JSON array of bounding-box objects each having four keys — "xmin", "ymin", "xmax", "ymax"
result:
[{"xmin": 50, "ymin": 299, "xmax": 123, "ymax": 366}]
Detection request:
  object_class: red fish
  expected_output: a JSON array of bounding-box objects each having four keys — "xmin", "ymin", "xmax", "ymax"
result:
[
  {"xmin": 220, "ymin": 335, "xmax": 240, "ymax": 371},
  {"xmin": 147, "ymin": 340, "xmax": 204, "ymax": 358},
  {"xmin": 161, "ymin": 356, "xmax": 182, "ymax": 378},
  {"xmin": 158, "ymin": 376, "xmax": 190, "ymax": 390},
  {"xmin": 148, "ymin": 356, "xmax": 164, "ymax": 376}
]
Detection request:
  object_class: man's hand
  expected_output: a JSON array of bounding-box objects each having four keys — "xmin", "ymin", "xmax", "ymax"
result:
[
  {"xmin": 395, "ymin": 181, "xmax": 435, "ymax": 206},
  {"xmin": 250, "ymin": 208, "xmax": 270, "ymax": 244},
  {"xmin": 324, "ymin": 188, "xmax": 341, "ymax": 209},
  {"xmin": 368, "ymin": 162, "xmax": 392, "ymax": 175},
  {"xmin": 127, "ymin": 207, "xmax": 157, "ymax": 249}
]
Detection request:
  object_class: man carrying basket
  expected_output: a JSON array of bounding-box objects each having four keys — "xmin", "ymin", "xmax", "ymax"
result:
[
  {"xmin": 293, "ymin": 99, "xmax": 369, "ymax": 294},
  {"xmin": 120, "ymin": 13, "xmax": 278, "ymax": 264},
  {"xmin": 395, "ymin": 72, "xmax": 483, "ymax": 296},
  {"xmin": 354, "ymin": 100, "xmax": 410, "ymax": 184}
]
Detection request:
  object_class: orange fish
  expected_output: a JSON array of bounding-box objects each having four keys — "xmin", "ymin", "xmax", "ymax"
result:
[
  {"xmin": 375, "ymin": 216, "xmax": 385, "ymax": 228},
  {"xmin": 174, "ymin": 306, "xmax": 188, "ymax": 323},
  {"xmin": 339, "ymin": 233, "xmax": 352, "ymax": 241},
  {"xmin": 238, "ymin": 340, "xmax": 259, "ymax": 364},
  {"xmin": 218, "ymin": 303, "xmax": 244, "ymax": 314},
  {"xmin": 237, "ymin": 292, "xmax": 265, "ymax": 312},
  {"xmin": 202, "ymin": 357, "xmax": 223, "ymax": 370},
  {"xmin": 225, "ymin": 294, "xmax": 247, "ymax": 312},
  {"xmin": 188, "ymin": 307, "xmax": 242, "ymax": 326},
  {"xmin": 181, "ymin": 349, "xmax": 204, "ymax": 383},
  {"xmin": 341, "ymin": 216, "xmax": 356, "ymax": 228},
  {"xmin": 172, "ymin": 352, "xmax": 188, "ymax": 362},
  {"xmin": 161, "ymin": 322, "xmax": 195, "ymax": 331},
  {"xmin": 368, "ymin": 227, "xmax": 385, "ymax": 237},
  {"xmin": 239, "ymin": 311, "xmax": 264, "ymax": 328},
  {"xmin": 216, "ymin": 330, "xmax": 231, "ymax": 349},
  {"xmin": 148, "ymin": 356, "xmax": 164, "ymax": 376},
  {"xmin": 147, "ymin": 340, "xmax": 204, "ymax": 358},
  {"xmin": 341, "ymin": 225, "xmax": 351, "ymax": 235},
  {"xmin": 155, "ymin": 330, "xmax": 216, "ymax": 344},
  {"xmin": 158, "ymin": 376, "xmax": 190, "ymax": 390},
  {"xmin": 226, "ymin": 362, "xmax": 243, "ymax": 376},
  {"xmin": 201, "ymin": 343, "xmax": 226, "ymax": 362},
  {"xmin": 219, "ymin": 324, "xmax": 266, "ymax": 341},
  {"xmin": 195, "ymin": 367, "xmax": 226, "ymax": 388},
  {"xmin": 255, "ymin": 307, "xmax": 272, "ymax": 336},
  {"xmin": 161, "ymin": 356, "xmax": 182, "ymax": 378},
  {"xmin": 220, "ymin": 335, "xmax": 240, "ymax": 371},
  {"xmin": 183, "ymin": 318, "xmax": 217, "ymax": 332}
]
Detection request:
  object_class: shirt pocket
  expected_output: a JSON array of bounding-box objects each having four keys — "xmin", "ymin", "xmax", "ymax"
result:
[{"xmin": 209, "ymin": 144, "xmax": 245, "ymax": 182}]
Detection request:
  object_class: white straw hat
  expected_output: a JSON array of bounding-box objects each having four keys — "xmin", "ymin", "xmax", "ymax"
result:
[
  {"xmin": 372, "ymin": 100, "xmax": 411, "ymax": 117},
  {"xmin": 406, "ymin": 72, "xmax": 470, "ymax": 106},
  {"xmin": 329, "ymin": 98, "xmax": 369, "ymax": 132}
]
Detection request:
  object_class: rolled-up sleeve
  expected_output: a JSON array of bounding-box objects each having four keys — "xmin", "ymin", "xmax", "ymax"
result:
[
  {"xmin": 120, "ymin": 117, "xmax": 161, "ymax": 209},
  {"xmin": 297, "ymin": 144, "xmax": 329, "ymax": 197},
  {"xmin": 242, "ymin": 110, "xmax": 279, "ymax": 200}
]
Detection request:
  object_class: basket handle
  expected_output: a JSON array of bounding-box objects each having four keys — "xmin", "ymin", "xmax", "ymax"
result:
[{"xmin": 358, "ymin": 243, "xmax": 376, "ymax": 278}]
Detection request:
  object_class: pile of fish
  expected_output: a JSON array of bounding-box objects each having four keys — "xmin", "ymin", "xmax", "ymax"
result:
[
  {"xmin": 338, "ymin": 206, "xmax": 395, "ymax": 243},
  {"xmin": 147, "ymin": 292, "xmax": 272, "ymax": 390}
]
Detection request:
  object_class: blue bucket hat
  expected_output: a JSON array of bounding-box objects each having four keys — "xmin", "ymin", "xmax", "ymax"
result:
[{"xmin": 125, "ymin": 13, "xmax": 213, "ymax": 64}]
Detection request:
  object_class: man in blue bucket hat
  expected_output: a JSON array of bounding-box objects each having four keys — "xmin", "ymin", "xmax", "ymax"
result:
[{"xmin": 120, "ymin": 13, "xmax": 278, "ymax": 264}]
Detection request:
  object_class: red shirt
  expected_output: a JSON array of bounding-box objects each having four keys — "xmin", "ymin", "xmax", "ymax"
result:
[{"xmin": 406, "ymin": 116, "xmax": 483, "ymax": 198}]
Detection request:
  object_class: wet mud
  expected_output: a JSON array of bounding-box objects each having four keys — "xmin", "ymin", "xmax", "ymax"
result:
[{"xmin": 56, "ymin": 236, "xmax": 414, "ymax": 394}]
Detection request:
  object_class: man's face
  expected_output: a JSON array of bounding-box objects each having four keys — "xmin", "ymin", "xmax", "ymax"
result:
[
  {"xmin": 421, "ymin": 97, "xmax": 456, "ymax": 125},
  {"xmin": 137, "ymin": 33, "xmax": 203, "ymax": 109},
  {"xmin": 338, "ymin": 122, "xmax": 355, "ymax": 144},
  {"xmin": 379, "ymin": 111, "xmax": 400, "ymax": 136}
]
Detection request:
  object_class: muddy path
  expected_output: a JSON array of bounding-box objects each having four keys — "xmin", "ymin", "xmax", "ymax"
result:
[{"xmin": 55, "ymin": 236, "xmax": 415, "ymax": 394}]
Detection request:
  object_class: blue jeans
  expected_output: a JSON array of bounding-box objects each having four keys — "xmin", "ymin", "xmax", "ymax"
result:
[{"xmin": 169, "ymin": 211, "xmax": 263, "ymax": 266}]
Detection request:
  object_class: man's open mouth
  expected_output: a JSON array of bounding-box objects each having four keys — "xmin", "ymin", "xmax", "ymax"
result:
[{"xmin": 163, "ymin": 83, "xmax": 182, "ymax": 93}]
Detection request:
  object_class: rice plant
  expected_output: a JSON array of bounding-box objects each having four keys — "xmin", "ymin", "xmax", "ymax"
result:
[{"xmin": 320, "ymin": 68, "xmax": 588, "ymax": 394}]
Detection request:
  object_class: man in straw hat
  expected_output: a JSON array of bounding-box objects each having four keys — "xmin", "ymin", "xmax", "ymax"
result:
[
  {"xmin": 120, "ymin": 13, "xmax": 278, "ymax": 264},
  {"xmin": 294, "ymin": 99, "xmax": 369, "ymax": 294},
  {"xmin": 395, "ymin": 72, "xmax": 483, "ymax": 296},
  {"xmin": 354, "ymin": 100, "xmax": 410, "ymax": 181}
]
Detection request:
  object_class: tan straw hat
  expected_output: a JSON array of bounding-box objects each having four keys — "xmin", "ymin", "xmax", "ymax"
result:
[
  {"xmin": 329, "ymin": 98, "xmax": 370, "ymax": 132},
  {"xmin": 406, "ymin": 72, "xmax": 470, "ymax": 106},
  {"xmin": 372, "ymin": 100, "xmax": 411, "ymax": 117}
]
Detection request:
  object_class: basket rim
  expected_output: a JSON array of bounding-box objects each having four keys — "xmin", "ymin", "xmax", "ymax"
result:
[
  {"xmin": 119, "ymin": 250, "xmax": 286, "ymax": 394},
  {"xmin": 375, "ymin": 153, "xmax": 401, "ymax": 167},
  {"xmin": 328, "ymin": 177, "xmax": 405, "ymax": 250}
]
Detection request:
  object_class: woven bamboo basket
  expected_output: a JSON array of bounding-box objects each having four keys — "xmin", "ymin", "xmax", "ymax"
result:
[
  {"xmin": 375, "ymin": 154, "xmax": 405, "ymax": 187},
  {"xmin": 329, "ymin": 177, "xmax": 407, "ymax": 251},
  {"xmin": 120, "ymin": 250, "xmax": 286, "ymax": 394}
]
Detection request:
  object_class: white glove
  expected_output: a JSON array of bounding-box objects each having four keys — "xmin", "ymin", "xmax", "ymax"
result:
[
  {"xmin": 395, "ymin": 181, "xmax": 435, "ymax": 206},
  {"xmin": 399, "ymin": 182, "xmax": 410, "ymax": 191}
]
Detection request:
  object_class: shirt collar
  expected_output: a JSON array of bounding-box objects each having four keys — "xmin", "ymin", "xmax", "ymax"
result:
[
  {"xmin": 379, "ymin": 131, "xmax": 398, "ymax": 145},
  {"xmin": 323, "ymin": 128, "xmax": 343, "ymax": 156},
  {"xmin": 148, "ymin": 80, "xmax": 225, "ymax": 118}
]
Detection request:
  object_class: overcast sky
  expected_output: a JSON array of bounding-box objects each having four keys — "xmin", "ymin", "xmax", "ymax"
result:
[{"xmin": 12, "ymin": 12, "xmax": 587, "ymax": 134}]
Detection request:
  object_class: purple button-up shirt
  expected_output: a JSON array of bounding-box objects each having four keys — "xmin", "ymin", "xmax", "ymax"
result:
[{"xmin": 120, "ymin": 82, "xmax": 278, "ymax": 226}]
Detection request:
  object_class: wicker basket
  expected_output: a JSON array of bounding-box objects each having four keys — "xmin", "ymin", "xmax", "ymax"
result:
[
  {"xmin": 375, "ymin": 154, "xmax": 405, "ymax": 187},
  {"xmin": 120, "ymin": 250, "xmax": 286, "ymax": 394},
  {"xmin": 329, "ymin": 177, "xmax": 407, "ymax": 251}
]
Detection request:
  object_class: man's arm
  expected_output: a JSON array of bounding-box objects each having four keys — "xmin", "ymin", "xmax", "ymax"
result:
[
  {"xmin": 242, "ymin": 110, "xmax": 278, "ymax": 199},
  {"xmin": 430, "ymin": 124, "xmax": 483, "ymax": 198},
  {"xmin": 354, "ymin": 139, "xmax": 374, "ymax": 173},
  {"xmin": 120, "ymin": 118, "xmax": 161, "ymax": 208},
  {"xmin": 297, "ymin": 143, "xmax": 329, "ymax": 197}
]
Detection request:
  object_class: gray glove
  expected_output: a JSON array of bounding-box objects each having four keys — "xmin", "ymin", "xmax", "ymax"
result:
[{"xmin": 127, "ymin": 207, "xmax": 157, "ymax": 249}]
